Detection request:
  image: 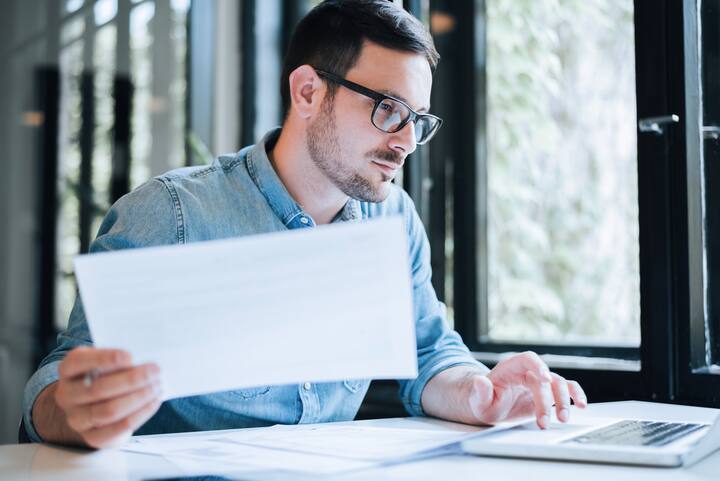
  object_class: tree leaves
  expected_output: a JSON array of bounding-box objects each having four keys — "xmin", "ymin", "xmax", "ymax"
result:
[{"xmin": 485, "ymin": 0, "xmax": 640, "ymax": 345}]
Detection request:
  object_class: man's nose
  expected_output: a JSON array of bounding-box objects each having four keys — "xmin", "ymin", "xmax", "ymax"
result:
[{"xmin": 388, "ymin": 121, "xmax": 418, "ymax": 155}]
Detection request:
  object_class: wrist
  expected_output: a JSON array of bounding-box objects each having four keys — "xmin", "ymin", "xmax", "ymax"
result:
[
  {"xmin": 32, "ymin": 383, "xmax": 85, "ymax": 446},
  {"xmin": 421, "ymin": 365, "xmax": 493, "ymax": 424}
]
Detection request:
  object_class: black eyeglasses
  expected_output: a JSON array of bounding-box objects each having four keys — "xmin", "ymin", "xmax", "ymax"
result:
[{"xmin": 314, "ymin": 68, "xmax": 443, "ymax": 145}]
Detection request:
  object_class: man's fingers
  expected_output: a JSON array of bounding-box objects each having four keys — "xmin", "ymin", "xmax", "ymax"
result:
[
  {"xmin": 550, "ymin": 373, "xmax": 571, "ymax": 422},
  {"xmin": 482, "ymin": 351, "xmax": 588, "ymax": 427},
  {"xmin": 88, "ymin": 384, "xmax": 161, "ymax": 428},
  {"xmin": 490, "ymin": 351, "xmax": 552, "ymax": 386},
  {"xmin": 516, "ymin": 352, "xmax": 552, "ymax": 382},
  {"xmin": 61, "ymin": 364, "xmax": 160, "ymax": 406},
  {"xmin": 568, "ymin": 380, "xmax": 588, "ymax": 408},
  {"xmin": 58, "ymin": 347, "xmax": 132, "ymax": 380},
  {"xmin": 82, "ymin": 397, "xmax": 163, "ymax": 449},
  {"xmin": 65, "ymin": 384, "xmax": 162, "ymax": 435},
  {"xmin": 525, "ymin": 370, "xmax": 554, "ymax": 429}
]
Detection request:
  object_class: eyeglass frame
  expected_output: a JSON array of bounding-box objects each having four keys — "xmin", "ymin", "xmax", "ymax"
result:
[{"xmin": 313, "ymin": 68, "xmax": 443, "ymax": 145}]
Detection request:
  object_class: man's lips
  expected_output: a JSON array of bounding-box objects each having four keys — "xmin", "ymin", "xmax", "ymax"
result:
[{"xmin": 372, "ymin": 160, "xmax": 402, "ymax": 176}]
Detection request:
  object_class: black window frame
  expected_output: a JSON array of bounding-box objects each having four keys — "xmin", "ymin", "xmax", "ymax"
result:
[
  {"xmin": 676, "ymin": 0, "xmax": 720, "ymax": 405},
  {"xmin": 700, "ymin": 0, "xmax": 720, "ymax": 374}
]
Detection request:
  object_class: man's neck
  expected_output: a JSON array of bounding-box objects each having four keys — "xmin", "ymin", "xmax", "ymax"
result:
[{"xmin": 268, "ymin": 128, "xmax": 348, "ymax": 225}]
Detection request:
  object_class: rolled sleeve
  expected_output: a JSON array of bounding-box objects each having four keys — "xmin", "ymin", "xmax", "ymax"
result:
[
  {"xmin": 21, "ymin": 295, "xmax": 93, "ymax": 442},
  {"xmin": 22, "ymin": 361, "xmax": 61, "ymax": 442},
  {"xmin": 396, "ymin": 192, "xmax": 484, "ymax": 416},
  {"xmin": 402, "ymin": 355, "xmax": 482, "ymax": 417}
]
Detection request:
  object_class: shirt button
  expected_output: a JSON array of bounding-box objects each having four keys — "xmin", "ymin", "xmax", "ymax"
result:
[
  {"xmin": 300, "ymin": 217, "xmax": 309, "ymax": 225},
  {"xmin": 303, "ymin": 382, "xmax": 311, "ymax": 391}
]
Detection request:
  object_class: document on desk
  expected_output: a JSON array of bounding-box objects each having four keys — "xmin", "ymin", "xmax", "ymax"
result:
[
  {"xmin": 122, "ymin": 418, "xmax": 521, "ymax": 476},
  {"xmin": 124, "ymin": 435, "xmax": 379, "ymax": 477},
  {"xmin": 74, "ymin": 216, "xmax": 417, "ymax": 400},
  {"xmin": 124, "ymin": 436, "xmax": 379, "ymax": 477},
  {"xmin": 214, "ymin": 423, "xmax": 482, "ymax": 462}
]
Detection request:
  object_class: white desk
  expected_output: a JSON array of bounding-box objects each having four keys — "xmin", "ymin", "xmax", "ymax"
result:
[{"xmin": 2, "ymin": 401, "xmax": 719, "ymax": 481}]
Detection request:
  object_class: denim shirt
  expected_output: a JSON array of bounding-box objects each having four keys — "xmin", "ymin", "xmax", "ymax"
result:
[{"xmin": 22, "ymin": 128, "xmax": 482, "ymax": 442}]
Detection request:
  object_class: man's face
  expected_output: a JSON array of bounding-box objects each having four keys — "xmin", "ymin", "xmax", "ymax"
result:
[{"xmin": 306, "ymin": 41, "xmax": 433, "ymax": 203}]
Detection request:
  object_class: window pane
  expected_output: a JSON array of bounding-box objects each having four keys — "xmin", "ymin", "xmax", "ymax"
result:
[
  {"xmin": 55, "ymin": 41, "xmax": 85, "ymax": 330},
  {"xmin": 94, "ymin": 0, "xmax": 117, "ymax": 26},
  {"xmin": 66, "ymin": 0, "xmax": 84, "ymax": 14},
  {"xmin": 49, "ymin": 2, "xmax": 190, "ymax": 330},
  {"xmin": 60, "ymin": 14, "xmax": 85, "ymax": 45},
  {"xmin": 168, "ymin": 0, "xmax": 189, "ymax": 170},
  {"xmin": 92, "ymin": 24, "xmax": 117, "ymax": 236},
  {"xmin": 130, "ymin": 1, "xmax": 156, "ymax": 188},
  {"xmin": 130, "ymin": 0, "xmax": 187, "ymax": 190},
  {"xmin": 484, "ymin": 0, "xmax": 640, "ymax": 345}
]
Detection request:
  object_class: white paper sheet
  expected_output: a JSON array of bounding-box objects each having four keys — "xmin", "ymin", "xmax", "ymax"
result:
[
  {"xmin": 212, "ymin": 421, "xmax": 525, "ymax": 463},
  {"xmin": 123, "ymin": 435, "xmax": 378, "ymax": 476},
  {"xmin": 74, "ymin": 217, "xmax": 417, "ymax": 400},
  {"xmin": 212, "ymin": 424, "xmax": 479, "ymax": 461},
  {"xmin": 122, "ymin": 418, "xmax": 520, "ymax": 468}
]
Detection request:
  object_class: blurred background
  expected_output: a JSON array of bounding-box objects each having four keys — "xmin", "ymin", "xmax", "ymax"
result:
[{"xmin": 3, "ymin": 0, "xmax": 718, "ymax": 445}]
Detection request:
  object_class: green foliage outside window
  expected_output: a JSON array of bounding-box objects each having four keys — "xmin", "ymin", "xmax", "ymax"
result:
[{"xmin": 486, "ymin": 0, "xmax": 640, "ymax": 345}]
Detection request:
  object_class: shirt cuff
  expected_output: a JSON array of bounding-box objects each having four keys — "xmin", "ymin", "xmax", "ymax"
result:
[
  {"xmin": 402, "ymin": 356, "xmax": 484, "ymax": 417},
  {"xmin": 23, "ymin": 360, "xmax": 61, "ymax": 443}
]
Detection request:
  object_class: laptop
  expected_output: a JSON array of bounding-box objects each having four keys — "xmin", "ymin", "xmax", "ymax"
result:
[{"xmin": 461, "ymin": 412, "xmax": 720, "ymax": 467}]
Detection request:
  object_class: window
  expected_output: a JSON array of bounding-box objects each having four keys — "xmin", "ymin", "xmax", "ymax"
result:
[
  {"xmin": 0, "ymin": 0, "xmax": 192, "ymax": 355},
  {"xmin": 425, "ymin": 0, "xmax": 640, "ymax": 367},
  {"xmin": 18, "ymin": 0, "xmax": 325, "ymax": 360},
  {"xmin": 51, "ymin": 0, "xmax": 190, "ymax": 332},
  {"xmin": 129, "ymin": 0, "xmax": 189, "ymax": 189},
  {"xmin": 239, "ymin": 0, "xmax": 313, "ymax": 146},
  {"xmin": 483, "ymin": 0, "xmax": 639, "ymax": 347},
  {"xmin": 420, "ymin": 0, "xmax": 720, "ymax": 405}
]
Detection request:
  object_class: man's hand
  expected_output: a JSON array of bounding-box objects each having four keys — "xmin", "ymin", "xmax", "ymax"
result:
[
  {"xmin": 33, "ymin": 347, "xmax": 163, "ymax": 448},
  {"xmin": 421, "ymin": 352, "xmax": 587, "ymax": 429},
  {"xmin": 469, "ymin": 352, "xmax": 587, "ymax": 428}
]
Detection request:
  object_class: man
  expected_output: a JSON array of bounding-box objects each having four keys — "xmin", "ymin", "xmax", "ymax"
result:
[{"xmin": 24, "ymin": 0, "xmax": 586, "ymax": 449}]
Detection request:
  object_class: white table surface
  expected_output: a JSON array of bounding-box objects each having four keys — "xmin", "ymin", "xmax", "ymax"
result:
[{"xmin": 2, "ymin": 401, "xmax": 719, "ymax": 481}]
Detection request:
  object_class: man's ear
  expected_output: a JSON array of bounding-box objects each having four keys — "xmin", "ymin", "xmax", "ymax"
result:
[{"xmin": 287, "ymin": 65, "xmax": 325, "ymax": 120}]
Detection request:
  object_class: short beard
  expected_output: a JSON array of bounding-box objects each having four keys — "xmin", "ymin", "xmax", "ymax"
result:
[{"xmin": 306, "ymin": 96, "xmax": 390, "ymax": 203}]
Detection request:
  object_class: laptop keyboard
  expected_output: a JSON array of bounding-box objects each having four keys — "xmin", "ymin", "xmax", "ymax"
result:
[{"xmin": 566, "ymin": 420, "xmax": 706, "ymax": 447}]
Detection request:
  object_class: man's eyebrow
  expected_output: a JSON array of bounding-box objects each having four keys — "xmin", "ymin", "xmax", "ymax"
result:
[{"xmin": 378, "ymin": 89, "xmax": 430, "ymax": 113}]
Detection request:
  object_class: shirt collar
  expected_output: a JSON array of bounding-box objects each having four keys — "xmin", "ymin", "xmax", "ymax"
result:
[{"xmin": 245, "ymin": 128, "xmax": 360, "ymax": 227}]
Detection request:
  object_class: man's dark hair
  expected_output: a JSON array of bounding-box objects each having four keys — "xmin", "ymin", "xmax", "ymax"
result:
[{"xmin": 280, "ymin": 0, "xmax": 440, "ymax": 118}]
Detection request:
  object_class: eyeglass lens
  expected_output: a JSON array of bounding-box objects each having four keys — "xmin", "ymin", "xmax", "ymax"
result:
[{"xmin": 372, "ymin": 98, "xmax": 437, "ymax": 143}]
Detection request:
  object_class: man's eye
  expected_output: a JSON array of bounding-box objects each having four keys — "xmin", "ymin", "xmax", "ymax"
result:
[{"xmin": 379, "ymin": 102, "xmax": 393, "ymax": 112}]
